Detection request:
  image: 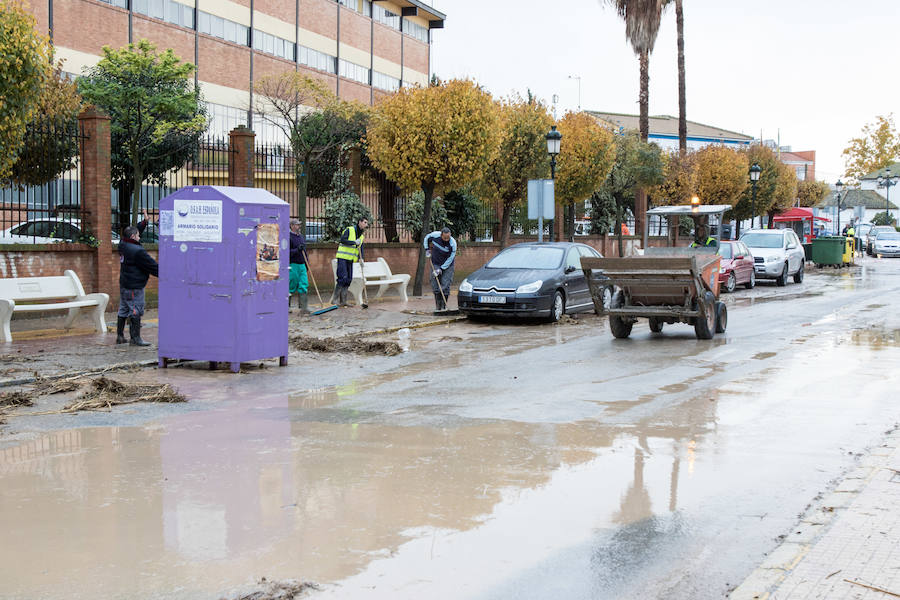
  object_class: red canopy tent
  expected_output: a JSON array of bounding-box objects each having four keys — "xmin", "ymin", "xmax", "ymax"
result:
[{"xmin": 773, "ymin": 207, "xmax": 831, "ymax": 243}]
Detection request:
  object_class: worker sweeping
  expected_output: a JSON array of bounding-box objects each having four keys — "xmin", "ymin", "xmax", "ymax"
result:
[
  {"xmin": 332, "ymin": 216, "xmax": 368, "ymax": 307},
  {"xmin": 423, "ymin": 227, "xmax": 457, "ymax": 311},
  {"xmin": 288, "ymin": 219, "xmax": 309, "ymax": 313}
]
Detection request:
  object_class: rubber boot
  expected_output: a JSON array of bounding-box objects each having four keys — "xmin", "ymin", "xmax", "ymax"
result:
[
  {"xmin": 339, "ymin": 287, "xmax": 349, "ymax": 307},
  {"xmin": 330, "ymin": 287, "xmax": 340, "ymax": 305},
  {"xmin": 115, "ymin": 316, "xmax": 127, "ymax": 344},
  {"xmin": 129, "ymin": 317, "xmax": 151, "ymax": 347},
  {"xmin": 433, "ymin": 293, "xmax": 444, "ymax": 311},
  {"xmin": 299, "ymin": 294, "xmax": 310, "ymax": 313}
]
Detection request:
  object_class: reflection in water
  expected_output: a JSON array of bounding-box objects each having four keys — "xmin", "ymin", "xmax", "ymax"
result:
[{"xmin": 0, "ymin": 363, "xmax": 724, "ymax": 599}]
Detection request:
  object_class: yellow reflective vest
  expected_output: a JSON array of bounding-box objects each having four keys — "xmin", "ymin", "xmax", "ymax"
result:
[
  {"xmin": 691, "ymin": 237, "xmax": 716, "ymax": 248},
  {"xmin": 336, "ymin": 226, "xmax": 364, "ymax": 262}
]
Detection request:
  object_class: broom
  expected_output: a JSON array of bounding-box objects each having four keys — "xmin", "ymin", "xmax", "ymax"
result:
[{"xmin": 302, "ymin": 248, "xmax": 339, "ymax": 315}]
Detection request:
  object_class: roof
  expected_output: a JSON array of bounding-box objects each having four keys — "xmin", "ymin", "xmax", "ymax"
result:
[
  {"xmin": 773, "ymin": 207, "xmax": 830, "ymax": 223},
  {"xmin": 860, "ymin": 161, "xmax": 900, "ymax": 180},
  {"xmin": 586, "ymin": 111, "xmax": 754, "ymax": 143},
  {"xmin": 780, "ymin": 152, "xmax": 814, "ymax": 164},
  {"xmin": 821, "ymin": 189, "xmax": 898, "ymax": 210},
  {"xmin": 647, "ymin": 204, "xmax": 733, "ymax": 216},
  {"xmin": 383, "ymin": 0, "xmax": 446, "ymax": 22}
]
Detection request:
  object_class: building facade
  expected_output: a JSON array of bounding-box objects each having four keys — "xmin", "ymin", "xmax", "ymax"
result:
[
  {"xmin": 29, "ymin": 0, "xmax": 445, "ymax": 141},
  {"xmin": 587, "ymin": 112, "xmax": 755, "ymax": 152}
]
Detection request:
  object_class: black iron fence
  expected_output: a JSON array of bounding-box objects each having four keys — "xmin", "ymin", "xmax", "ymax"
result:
[{"xmin": 0, "ymin": 120, "xmax": 91, "ymax": 245}]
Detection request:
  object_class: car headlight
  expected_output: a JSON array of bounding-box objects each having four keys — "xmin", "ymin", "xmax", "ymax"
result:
[
  {"xmin": 516, "ymin": 280, "xmax": 543, "ymax": 294},
  {"xmin": 458, "ymin": 279, "xmax": 473, "ymax": 293},
  {"xmin": 719, "ymin": 266, "xmax": 726, "ymax": 273},
  {"xmin": 766, "ymin": 255, "xmax": 779, "ymax": 263}
]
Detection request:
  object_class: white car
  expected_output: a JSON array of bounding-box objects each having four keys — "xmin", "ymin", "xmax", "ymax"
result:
[
  {"xmin": 739, "ymin": 229, "xmax": 805, "ymax": 286},
  {"xmin": 0, "ymin": 218, "xmax": 119, "ymax": 245},
  {"xmin": 872, "ymin": 230, "xmax": 900, "ymax": 257}
]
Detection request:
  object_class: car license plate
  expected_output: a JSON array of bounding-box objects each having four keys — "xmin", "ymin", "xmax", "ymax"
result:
[{"xmin": 479, "ymin": 295, "xmax": 507, "ymax": 304}]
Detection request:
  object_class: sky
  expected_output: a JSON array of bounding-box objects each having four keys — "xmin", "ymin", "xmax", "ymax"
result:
[{"xmin": 428, "ymin": 0, "xmax": 900, "ymax": 183}]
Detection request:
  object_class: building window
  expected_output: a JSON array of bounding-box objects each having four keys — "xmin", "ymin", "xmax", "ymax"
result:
[
  {"xmin": 97, "ymin": 0, "xmax": 128, "ymax": 8},
  {"xmin": 362, "ymin": 0, "xmax": 372, "ymax": 17},
  {"xmin": 133, "ymin": 0, "xmax": 194, "ymax": 29},
  {"xmin": 198, "ymin": 10, "xmax": 249, "ymax": 45},
  {"xmin": 795, "ymin": 165, "xmax": 807, "ymax": 180},
  {"xmin": 298, "ymin": 45, "xmax": 337, "ymax": 74},
  {"xmin": 372, "ymin": 71, "xmax": 399, "ymax": 92},
  {"xmin": 373, "ymin": 4, "xmax": 400, "ymax": 29},
  {"xmin": 206, "ymin": 103, "xmax": 246, "ymax": 140},
  {"xmin": 339, "ymin": 59, "xmax": 370, "ymax": 85},
  {"xmin": 337, "ymin": 0, "xmax": 357, "ymax": 10},
  {"xmin": 403, "ymin": 19, "xmax": 429, "ymax": 43},
  {"xmin": 252, "ymin": 30, "xmax": 296, "ymax": 61}
]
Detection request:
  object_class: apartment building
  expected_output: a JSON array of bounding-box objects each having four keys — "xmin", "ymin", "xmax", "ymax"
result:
[{"xmin": 28, "ymin": 0, "xmax": 445, "ymax": 141}]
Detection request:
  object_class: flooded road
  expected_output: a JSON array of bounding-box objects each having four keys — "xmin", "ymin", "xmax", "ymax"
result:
[{"xmin": 2, "ymin": 259, "xmax": 900, "ymax": 599}]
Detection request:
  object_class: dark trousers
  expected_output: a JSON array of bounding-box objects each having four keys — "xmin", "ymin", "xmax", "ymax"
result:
[
  {"xmin": 336, "ymin": 258, "xmax": 354, "ymax": 288},
  {"xmin": 430, "ymin": 263, "xmax": 454, "ymax": 299}
]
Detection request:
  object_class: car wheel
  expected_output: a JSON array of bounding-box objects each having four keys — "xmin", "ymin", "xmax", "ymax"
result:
[
  {"xmin": 609, "ymin": 289, "xmax": 633, "ymax": 339},
  {"xmin": 776, "ymin": 263, "xmax": 788, "ymax": 287},
  {"xmin": 649, "ymin": 317, "xmax": 664, "ymax": 333},
  {"xmin": 745, "ymin": 269, "xmax": 756, "ymax": 289},
  {"xmin": 724, "ymin": 272, "xmax": 736, "ymax": 293},
  {"xmin": 715, "ymin": 301, "xmax": 727, "ymax": 333},
  {"xmin": 694, "ymin": 291, "xmax": 716, "ymax": 340},
  {"xmin": 793, "ymin": 261, "xmax": 804, "ymax": 283},
  {"xmin": 548, "ymin": 290, "xmax": 565, "ymax": 323}
]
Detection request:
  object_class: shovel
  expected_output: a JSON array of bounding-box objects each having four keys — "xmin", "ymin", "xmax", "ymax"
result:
[
  {"xmin": 432, "ymin": 268, "xmax": 460, "ymax": 316},
  {"xmin": 302, "ymin": 248, "xmax": 339, "ymax": 315}
]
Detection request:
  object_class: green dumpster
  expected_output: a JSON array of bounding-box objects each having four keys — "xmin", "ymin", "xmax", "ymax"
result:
[
  {"xmin": 802, "ymin": 243, "xmax": 812, "ymax": 261},
  {"xmin": 811, "ymin": 236, "xmax": 845, "ymax": 266}
]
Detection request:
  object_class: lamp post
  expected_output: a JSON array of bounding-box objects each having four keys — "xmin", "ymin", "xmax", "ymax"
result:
[
  {"xmin": 835, "ymin": 179, "xmax": 844, "ymax": 233},
  {"xmin": 749, "ymin": 163, "xmax": 761, "ymax": 229},
  {"xmin": 546, "ymin": 125, "xmax": 562, "ymax": 241},
  {"xmin": 568, "ymin": 75, "xmax": 582, "ymax": 111},
  {"xmin": 877, "ymin": 167, "xmax": 898, "ymax": 224}
]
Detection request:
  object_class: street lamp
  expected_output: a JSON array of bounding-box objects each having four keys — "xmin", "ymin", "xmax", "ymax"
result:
[
  {"xmin": 568, "ymin": 75, "xmax": 582, "ymax": 111},
  {"xmin": 834, "ymin": 179, "xmax": 844, "ymax": 233},
  {"xmin": 876, "ymin": 167, "xmax": 898, "ymax": 224},
  {"xmin": 749, "ymin": 163, "xmax": 761, "ymax": 229},
  {"xmin": 546, "ymin": 125, "xmax": 562, "ymax": 241}
]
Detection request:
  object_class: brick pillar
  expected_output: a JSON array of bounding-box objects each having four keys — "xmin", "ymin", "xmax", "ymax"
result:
[
  {"xmin": 78, "ymin": 107, "xmax": 114, "ymax": 305},
  {"xmin": 228, "ymin": 125, "xmax": 256, "ymax": 187}
]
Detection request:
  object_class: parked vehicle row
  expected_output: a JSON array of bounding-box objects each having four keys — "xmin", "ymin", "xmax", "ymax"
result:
[{"xmin": 737, "ymin": 228, "xmax": 805, "ymax": 287}]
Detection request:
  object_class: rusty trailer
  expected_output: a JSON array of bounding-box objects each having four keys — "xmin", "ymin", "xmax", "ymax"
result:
[{"xmin": 580, "ymin": 248, "xmax": 727, "ymax": 340}]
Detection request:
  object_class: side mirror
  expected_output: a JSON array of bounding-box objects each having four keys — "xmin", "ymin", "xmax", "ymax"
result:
[
  {"xmin": 787, "ymin": 244, "xmax": 797, "ymax": 250},
  {"xmin": 565, "ymin": 265, "xmax": 577, "ymax": 274}
]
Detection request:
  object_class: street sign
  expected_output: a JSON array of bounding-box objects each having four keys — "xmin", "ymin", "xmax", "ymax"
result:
[{"xmin": 528, "ymin": 179, "xmax": 555, "ymax": 220}]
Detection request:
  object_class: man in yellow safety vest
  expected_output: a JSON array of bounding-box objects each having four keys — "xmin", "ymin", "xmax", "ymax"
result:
[
  {"xmin": 331, "ymin": 216, "xmax": 369, "ymax": 306},
  {"xmin": 690, "ymin": 225, "xmax": 718, "ymax": 249}
]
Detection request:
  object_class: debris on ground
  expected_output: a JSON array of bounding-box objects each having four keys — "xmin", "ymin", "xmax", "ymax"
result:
[
  {"xmin": 290, "ymin": 334, "xmax": 402, "ymax": 356},
  {"xmin": 0, "ymin": 390, "xmax": 34, "ymax": 409},
  {"xmin": 223, "ymin": 578, "xmax": 320, "ymax": 600},
  {"xmin": 0, "ymin": 376, "xmax": 185, "ymax": 418}
]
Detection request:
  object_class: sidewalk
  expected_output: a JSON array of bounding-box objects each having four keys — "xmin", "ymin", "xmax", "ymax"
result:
[
  {"xmin": 0, "ymin": 293, "xmax": 463, "ymax": 386},
  {"xmin": 732, "ymin": 428, "xmax": 900, "ymax": 599}
]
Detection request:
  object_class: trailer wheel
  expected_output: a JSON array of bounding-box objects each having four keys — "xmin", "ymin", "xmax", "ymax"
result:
[
  {"xmin": 715, "ymin": 301, "xmax": 727, "ymax": 333},
  {"xmin": 649, "ymin": 318, "xmax": 664, "ymax": 333},
  {"xmin": 694, "ymin": 292, "xmax": 716, "ymax": 340},
  {"xmin": 609, "ymin": 290, "xmax": 633, "ymax": 339}
]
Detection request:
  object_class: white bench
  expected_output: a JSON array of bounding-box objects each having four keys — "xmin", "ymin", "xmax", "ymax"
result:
[
  {"xmin": 331, "ymin": 257, "xmax": 410, "ymax": 305},
  {"xmin": 0, "ymin": 270, "xmax": 109, "ymax": 342}
]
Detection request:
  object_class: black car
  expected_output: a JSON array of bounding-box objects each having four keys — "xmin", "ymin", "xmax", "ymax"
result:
[{"xmin": 457, "ymin": 242, "xmax": 611, "ymax": 322}]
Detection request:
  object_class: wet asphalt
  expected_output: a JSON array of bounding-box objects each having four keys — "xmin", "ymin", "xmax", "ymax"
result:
[{"xmin": 1, "ymin": 257, "xmax": 900, "ymax": 599}]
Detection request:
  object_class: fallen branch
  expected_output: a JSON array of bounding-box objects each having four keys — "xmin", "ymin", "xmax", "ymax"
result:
[{"xmin": 844, "ymin": 579, "xmax": 900, "ymax": 598}]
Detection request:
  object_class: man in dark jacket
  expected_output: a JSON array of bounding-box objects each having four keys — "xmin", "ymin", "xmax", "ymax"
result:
[
  {"xmin": 117, "ymin": 213, "xmax": 159, "ymax": 346},
  {"xmin": 289, "ymin": 219, "xmax": 309, "ymax": 313}
]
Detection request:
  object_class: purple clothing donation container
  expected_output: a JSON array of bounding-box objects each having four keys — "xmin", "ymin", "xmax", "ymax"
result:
[{"xmin": 157, "ymin": 186, "xmax": 289, "ymax": 373}]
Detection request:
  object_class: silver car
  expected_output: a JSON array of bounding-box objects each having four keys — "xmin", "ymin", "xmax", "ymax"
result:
[
  {"xmin": 739, "ymin": 229, "xmax": 806, "ymax": 286},
  {"xmin": 872, "ymin": 231, "xmax": 900, "ymax": 257}
]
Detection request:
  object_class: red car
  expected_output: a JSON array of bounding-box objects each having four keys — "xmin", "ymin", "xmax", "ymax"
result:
[{"xmin": 717, "ymin": 240, "xmax": 755, "ymax": 292}]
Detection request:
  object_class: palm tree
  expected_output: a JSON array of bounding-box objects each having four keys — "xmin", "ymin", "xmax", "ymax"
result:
[
  {"xmin": 606, "ymin": 0, "xmax": 668, "ymax": 241},
  {"xmin": 675, "ymin": 0, "xmax": 686, "ymax": 155}
]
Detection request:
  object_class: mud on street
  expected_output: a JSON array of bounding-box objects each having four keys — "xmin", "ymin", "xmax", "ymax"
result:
[{"xmin": 1, "ymin": 257, "xmax": 899, "ymax": 599}]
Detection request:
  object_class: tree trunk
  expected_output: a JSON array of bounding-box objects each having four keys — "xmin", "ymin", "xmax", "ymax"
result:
[
  {"xmin": 117, "ymin": 180, "xmax": 133, "ymax": 235},
  {"xmin": 131, "ymin": 158, "xmax": 142, "ymax": 226},
  {"xmin": 296, "ymin": 160, "xmax": 309, "ymax": 230},
  {"xmin": 412, "ymin": 182, "xmax": 434, "ymax": 296},
  {"xmin": 639, "ymin": 49, "xmax": 650, "ymax": 142},
  {"xmin": 735, "ymin": 218, "xmax": 741, "ymax": 239},
  {"xmin": 499, "ymin": 200, "xmax": 512, "ymax": 248},
  {"xmin": 676, "ymin": 0, "xmax": 687, "ymax": 156},
  {"xmin": 615, "ymin": 196, "xmax": 624, "ymax": 258}
]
